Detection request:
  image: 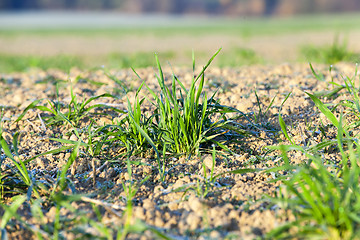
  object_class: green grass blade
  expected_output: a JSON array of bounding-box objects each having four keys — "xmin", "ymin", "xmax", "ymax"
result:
[
  {"xmin": 15, "ymin": 99, "xmax": 44, "ymax": 122},
  {"xmin": 128, "ymin": 110, "xmax": 160, "ymax": 161},
  {"xmin": 12, "ymin": 132, "xmax": 20, "ymax": 157},
  {"xmin": 81, "ymin": 93, "xmax": 118, "ymax": 110},
  {"xmin": 174, "ymin": 75, "xmax": 187, "ymax": 94},
  {"xmin": 279, "ymin": 113, "xmax": 293, "ymax": 144},
  {"xmin": 0, "ymin": 135, "xmax": 29, "ymax": 184},
  {"xmin": 307, "ymin": 139, "xmax": 337, "ymax": 152},
  {"xmin": 24, "ymin": 145, "xmax": 75, "ymax": 164},
  {"xmin": 194, "ymin": 48, "xmax": 221, "ymax": 83},
  {"xmin": 267, "ymin": 144, "xmax": 303, "ymax": 152},
  {"xmin": 312, "ymin": 85, "xmax": 345, "ymax": 98},
  {"xmin": 195, "ymin": 71, "xmax": 205, "ymax": 107},
  {"xmin": 254, "ymin": 89, "xmax": 262, "ymax": 115},
  {"xmin": 281, "ymin": 92, "xmax": 292, "ymax": 108},
  {"xmin": 0, "ymin": 195, "xmax": 27, "ymax": 229},
  {"xmin": 198, "ymin": 93, "xmax": 208, "ymax": 136},
  {"xmin": 280, "ymin": 144, "xmax": 293, "ymax": 167},
  {"xmin": 131, "ymin": 67, "xmax": 143, "ymax": 81},
  {"xmin": 276, "ymin": 91, "xmax": 292, "ymax": 145},
  {"xmin": 305, "ymin": 92, "xmax": 339, "ymax": 128},
  {"xmin": 264, "ymin": 93, "xmax": 277, "ymax": 115},
  {"xmin": 309, "ymin": 63, "xmax": 325, "ymax": 82},
  {"xmin": 49, "ymin": 138, "xmax": 88, "ymax": 147},
  {"xmin": 57, "ymin": 141, "xmax": 80, "ymax": 191}
]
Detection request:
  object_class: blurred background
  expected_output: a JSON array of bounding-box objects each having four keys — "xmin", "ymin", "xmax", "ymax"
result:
[
  {"xmin": 2, "ymin": 0, "xmax": 360, "ymax": 16},
  {"xmin": 0, "ymin": 0, "xmax": 360, "ymax": 72}
]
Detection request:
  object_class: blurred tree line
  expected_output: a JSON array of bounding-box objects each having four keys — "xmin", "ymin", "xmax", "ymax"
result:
[{"xmin": 1, "ymin": 0, "xmax": 360, "ymax": 16}]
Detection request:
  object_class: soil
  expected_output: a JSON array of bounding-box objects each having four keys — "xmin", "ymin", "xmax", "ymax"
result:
[{"xmin": 0, "ymin": 62, "xmax": 358, "ymax": 239}]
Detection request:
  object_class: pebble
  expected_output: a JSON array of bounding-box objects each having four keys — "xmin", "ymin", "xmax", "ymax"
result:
[
  {"xmin": 142, "ymin": 199, "xmax": 155, "ymax": 210},
  {"xmin": 187, "ymin": 195, "xmax": 203, "ymax": 213},
  {"xmin": 203, "ymin": 154, "xmax": 215, "ymax": 170},
  {"xmin": 69, "ymin": 134, "xmax": 78, "ymax": 141},
  {"xmin": 186, "ymin": 212, "xmax": 201, "ymax": 230}
]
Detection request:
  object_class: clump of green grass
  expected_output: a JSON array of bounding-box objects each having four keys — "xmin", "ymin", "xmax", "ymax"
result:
[
  {"xmin": 16, "ymin": 83, "xmax": 121, "ymax": 128},
  {"xmin": 10, "ymin": 49, "xmax": 254, "ymax": 186},
  {"xmin": 336, "ymin": 70, "xmax": 360, "ymax": 131},
  {"xmin": 310, "ymin": 64, "xmax": 360, "ymax": 131},
  {"xmin": 267, "ymin": 65, "xmax": 360, "ymax": 239},
  {"xmin": 129, "ymin": 49, "xmax": 250, "ymax": 155},
  {"xmin": 300, "ymin": 37, "xmax": 359, "ymax": 64},
  {"xmin": 125, "ymin": 81, "xmax": 158, "ymax": 153},
  {"xmin": 268, "ymin": 117, "xmax": 360, "ymax": 239}
]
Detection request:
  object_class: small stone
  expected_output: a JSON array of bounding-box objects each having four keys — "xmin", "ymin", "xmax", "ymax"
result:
[
  {"xmin": 168, "ymin": 202, "xmax": 178, "ymax": 211},
  {"xmin": 124, "ymin": 172, "xmax": 130, "ymax": 181},
  {"xmin": 221, "ymin": 192, "xmax": 231, "ymax": 201},
  {"xmin": 178, "ymin": 156, "xmax": 187, "ymax": 164},
  {"xmin": 99, "ymin": 170, "xmax": 106, "ymax": 178},
  {"xmin": 154, "ymin": 216, "xmax": 165, "ymax": 227},
  {"xmin": 65, "ymin": 152, "xmax": 71, "ymax": 159},
  {"xmin": 69, "ymin": 134, "xmax": 78, "ymax": 141},
  {"xmin": 154, "ymin": 185, "xmax": 163, "ymax": 194},
  {"xmin": 143, "ymin": 199, "xmax": 155, "ymax": 210},
  {"xmin": 99, "ymin": 117, "xmax": 112, "ymax": 125},
  {"xmin": 188, "ymin": 195, "xmax": 202, "ymax": 214},
  {"xmin": 133, "ymin": 207, "xmax": 146, "ymax": 220},
  {"xmin": 186, "ymin": 212, "xmax": 201, "ymax": 230},
  {"xmin": 164, "ymin": 217, "xmax": 177, "ymax": 229},
  {"xmin": 203, "ymin": 154, "xmax": 214, "ymax": 170},
  {"xmin": 210, "ymin": 230, "xmax": 221, "ymax": 239},
  {"xmin": 36, "ymin": 157, "xmax": 47, "ymax": 169},
  {"xmin": 46, "ymin": 206, "xmax": 57, "ymax": 219},
  {"xmin": 142, "ymin": 165, "xmax": 152, "ymax": 175},
  {"xmin": 107, "ymin": 167, "xmax": 116, "ymax": 179}
]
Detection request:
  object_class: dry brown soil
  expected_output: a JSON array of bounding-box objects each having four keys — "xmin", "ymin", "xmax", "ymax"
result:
[{"xmin": 0, "ymin": 62, "xmax": 357, "ymax": 239}]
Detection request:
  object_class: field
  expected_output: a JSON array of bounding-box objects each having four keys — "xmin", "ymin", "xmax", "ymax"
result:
[{"xmin": 1, "ymin": 13, "xmax": 360, "ymax": 239}]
